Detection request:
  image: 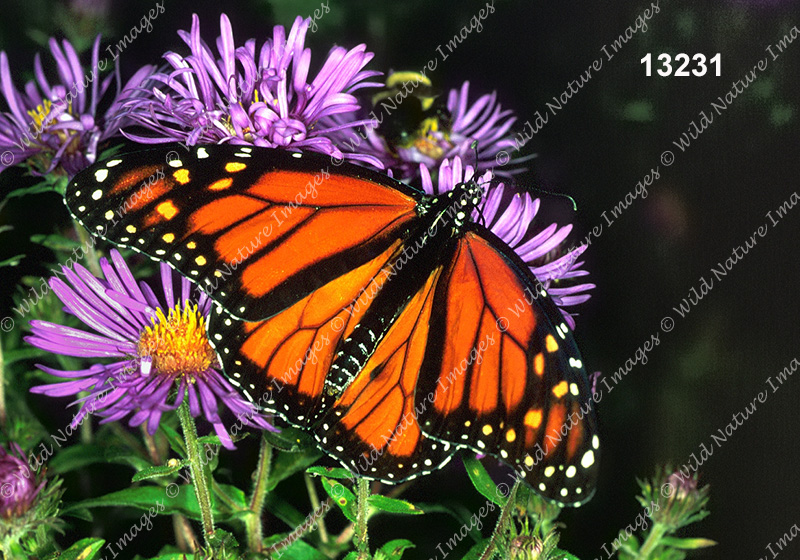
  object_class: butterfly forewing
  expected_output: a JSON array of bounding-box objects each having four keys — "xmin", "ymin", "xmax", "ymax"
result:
[{"xmin": 66, "ymin": 145, "xmax": 420, "ymax": 322}]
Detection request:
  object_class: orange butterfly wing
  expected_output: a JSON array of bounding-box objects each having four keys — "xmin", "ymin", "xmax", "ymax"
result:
[
  {"xmin": 416, "ymin": 232, "xmax": 599, "ymax": 506},
  {"xmin": 211, "ymin": 240, "xmax": 402, "ymax": 425},
  {"xmin": 67, "ymin": 146, "xmax": 419, "ymax": 322},
  {"xmin": 314, "ymin": 266, "xmax": 454, "ymax": 483}
]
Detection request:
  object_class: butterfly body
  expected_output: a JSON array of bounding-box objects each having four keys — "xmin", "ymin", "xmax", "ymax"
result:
[{"xmin": 66, "ymin": 144, "xmax": 600, "ymax": 506}]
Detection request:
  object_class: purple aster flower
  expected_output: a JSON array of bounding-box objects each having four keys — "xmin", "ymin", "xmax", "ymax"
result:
[
  {"xmin": 0, "ymin": 443, "xmax": 44, "ymax": 520},
  {"xmin": 420, "ymin": 157, "xmax": 593, "ymax": 328},
  {"xmin": 338, "ymin": 80, "xmax": 526, "ymax": 182},
  {"xmin": 123, "ymin": 14, "xmax": 383, "ymax": 165},
  {"xmin": 25, "ymin": 250, "xmax": 274, "ymax": 449},
  {"xmin": 0, "ymin": 35, "xmax": 154, "ymax": 178}
]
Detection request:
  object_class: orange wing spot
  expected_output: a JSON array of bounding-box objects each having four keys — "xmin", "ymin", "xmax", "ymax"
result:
[
  {"xmin": 469, "ymin": 315, "xmax": 500, "ymax": 415},
  {"xmin": 505, "ymin": 428, "xmax": 516, "ymax": 442},
  {"xmin": 349, "ymin": 389, "xmax": 404, "ymax": 450},
  {"xmin": 162, "ymin": 233, "xmax": 175, "ymax": 243},
  {"xmin": 241, "ymin": 207, "xmax": 413, "ymax": 298},
  {"xmin": 239, "ymin": 244, "xmax": 399, "ymax": 396},
  {"xmin": 434, "ymin": 245, "xmax": 481, "ymax": 414},
  {"xmin": 552, "ymin": 380, "xmax": 568, "ymax": 399},
  {"xmin": 544, "ymin": 403, "xmax": 567, "ymax": 458},
  {"xmin": 500, "ymin": 342, "xmax": 526, "ymax": 412},
  {"xmin": 109, "ymin": 165, "xmax": 163, "ymax": 195},
  {"xmin": 534, "ymin": 352, "xmax": 545, "ymax": 376},
  {"xmin": 209, "ymin": 177, "xmax": 234, "ymax": 191},
  {"xmin": 156, "ymin": 200, "xmax": 179, "ymax": 220},
  {"xmin": 225, "ymin": 162, "xmax": 247, "ymax": 173},
  {"xmin": 546, "ymin": 334, "xmax": 559, "ymax": 353},
  {"xmin": 249, "ymin": 170, "xmax": 417, "ymax": 209},
  {"xmin": 464, "ymin": 233, "xmax": 536, "ymax": 340},
  {"xmin": 173, "ymin": 169, "xmax": 190, "ymax": 184},
  {"xmin": 386, "ymin": 402, "xmax": 423, "ymax": 457},
  {"xmin": 524, "ymin": 409, "xmax": 543, "ymax": 429},
  {"xmin": 190, "ymin": 195, "xmax": 268, "ymax": 235},
  {"xmin": 565, "ymin": 402, "xmax": 585, "ymax": 460},
  {"xmin": 337, "ymin": 270, "xmax": 439, "ymax": 456}
]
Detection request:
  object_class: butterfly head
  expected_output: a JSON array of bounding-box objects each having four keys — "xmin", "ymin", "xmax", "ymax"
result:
[{"xmin": 451, "ymin": 177, "xmax": 487, "ymax": 228}]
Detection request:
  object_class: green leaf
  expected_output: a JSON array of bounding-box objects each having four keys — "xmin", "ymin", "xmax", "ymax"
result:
[
  {"xmin": 45, "ymin": 537, "xmax": 105, "ymax": 560},
  {"xmin": 379, "ymin": 539, "xmax": 415, "ymax": 560},
  {"xmin": 66, "ymin": 482, "xmax": 249, "ymax": 523},
  {"xmin": 7, "ymin": 181, "xmax": 62, "ymax": 198},
  {"xmin": 660, "ymin": 537, "xmax": 717, "ymax": 549},
  {"xmin": 411, "ymin": 502, "xmax": 464, "ymax": 520},
  {"xmin": 342, "ymin": 553, "xmax": 360, "ymax": 560},
  {"xmin": 135, "ymin": 555, "xmax": 197, "ymax": 560},
  {"xmin": 461, "ymin": 538, "xmax": 492, "ymax": 560},
  {"xmin": 267, "ymin": 448, "xmax": 325, "ymax": 492},
  {"xmin": 196, "ymin": 435, "xmax": 222, "ymax": 447},
  {"xmin": 66, "ymin": 506, "xmax": 93, "ymax": 522},
  {"xmin": 30, "ymin": 233, "xmax": 84, "ymax": 251},
  {"xmin": 462, "ymin": 455, "xmax": 506, "ymax": 506},
  {"xmin": 367, "ymin": 494, "xmax": 423, "ymax": 516},
  {"xmin": 49, "ymin": 441, "xmax": 152, "ymax": 475},
  {"xmin": 212, "ymin": 483, "xmax": 248, "ymax": 513},
  {"xmin": 131, "ymin": 462, "xmax": 188, "ymax": 482},
  {"xmin": 0, "ymin": 254, "xmax": 24, "ymax": 268},
  {"xmin": 263, "ymin": 493, "xmax": 306, "ymax": 528},
  {"xmin": 2, "ymin": 347, "xmax": 48, "ymax": 365},
  {"xmin": 305, "ymin": 465, "xmax": 354, "ymax": 481},
  {"xmin": 553, "ymin": 549, "xmax": 581, "ymax": 560},
  {"xmin": 263, "ymin": 425, "xmax": 317, "ymax": 452},
  {"xmin": 206, "ymin": 528, "xmax": 239, "ymax": 551},
  {"xmin": 49, "ymin": 444, "xmax": 108, "ymax": 474},
  {"xmin": 263, "ymin": 537, "xmax": 328, "ymax": 560},
  {"xmin": 63, "ymin": 486, "xmax": 194, "ymax": 518},
  {"xmin": 158, "ymin": 424, "xmax": 186, "ymax": 457},
  {"xmin": 320, "ymin": 477, "xmax": 357, "ymax": 522}
]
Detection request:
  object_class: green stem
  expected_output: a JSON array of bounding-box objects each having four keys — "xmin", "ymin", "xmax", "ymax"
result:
[
  {"xmin": 211, "ymin": 478, "xmax": 243, "ymax": 512},
  {"xmin": 355, "ymin": 478, "xmax": 370, "ymax": 558},
  {"xmin": 73, "ymin": 220, "xmax": 102, "ymax": 277},
  {"xmin": 305, "ymin": 473, "xmax": 329, "ymax": 544},
  {"xmin": 479, "ymin": 481, "xmax": 519, "ymax": 560},
  {"xmin": 177, "ymin": 401, "xmax": 215, "ymax": 542},
  {"xmin": 245, "ymin": 436, "xmax": 272, "ymax": 552},
  {"xmin": 636, "ymin": 522, "xmax": 669, "ymax": 559},
  {"xmin": 0, "ymin": 338, "xmax": 6, "ymax": 430}
]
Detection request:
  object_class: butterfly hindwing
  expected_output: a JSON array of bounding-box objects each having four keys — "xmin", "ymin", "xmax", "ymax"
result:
[
  {"xmin": 416, "ymin": 230, "xmax": 599, "ymax": 506},
  {"xmin": 315, "ymin": 266, "xmax": 455, "ymax": 483},
  {"xmin": 209, "ymin": 240, "xmax": 404, "ymax": 425}
]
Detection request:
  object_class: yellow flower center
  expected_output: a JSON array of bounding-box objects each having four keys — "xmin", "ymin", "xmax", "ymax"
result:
[{"xmin": 137, "ymin": 304, "xmax": 217, "ymax": 380}]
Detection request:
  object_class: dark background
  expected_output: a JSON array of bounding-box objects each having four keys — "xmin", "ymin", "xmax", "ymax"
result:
[{"xmin": 1, "ymin": 1, "xmax": 799, "ymax": 559}]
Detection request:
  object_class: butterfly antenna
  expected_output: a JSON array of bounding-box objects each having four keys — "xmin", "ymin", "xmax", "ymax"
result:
[
  {"xmin": 467, "ymin": 141, "xmax": 490, "ymax": 227},
  {"xmin": 528, "ymin": 185, "xmax": 578, "ymax": 212}
]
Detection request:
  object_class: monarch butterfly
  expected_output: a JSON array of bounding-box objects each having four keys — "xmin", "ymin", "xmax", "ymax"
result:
[{"xmin": 65, "ymin": 144, "xmax": 599, "ymax": 506}]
